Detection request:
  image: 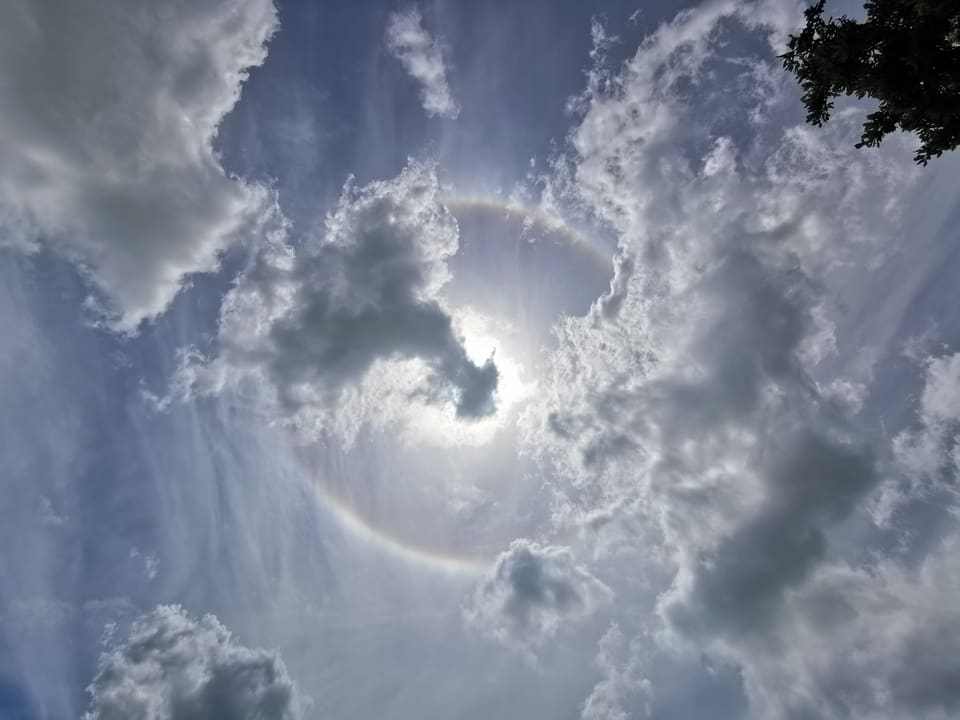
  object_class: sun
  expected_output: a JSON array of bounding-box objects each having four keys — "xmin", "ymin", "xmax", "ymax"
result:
[
  {"xmin": 460, "ymin": 310, "xmax": 534, "ymax": 413},
  {"xmin": 397, "ymin": 308, "xmax": 536, "ymax": 447}
]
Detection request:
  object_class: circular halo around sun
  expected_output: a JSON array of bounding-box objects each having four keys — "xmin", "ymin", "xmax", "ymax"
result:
[{"xmin": 298, "ymin": 197, "xmax": 616, "ymax": 574}]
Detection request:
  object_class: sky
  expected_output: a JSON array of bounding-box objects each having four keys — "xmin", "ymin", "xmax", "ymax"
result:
[{"xmin": 1, "ymin": 1, "xmax": 960, "ymax": 719}]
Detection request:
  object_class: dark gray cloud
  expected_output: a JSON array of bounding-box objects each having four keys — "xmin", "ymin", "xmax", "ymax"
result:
[
  {"xmin": 175, "ymin": 161, "xmax": 498, "ymax": 436},
  {"xmin": 666, "ymin": 429, "xmax": 877, "ymax": 640},
  {"xmin": 84, "ymin": 605, "xmax": 300, "ymax": 720},
  {"xmin": 646, "ymin": 250, "xmax": 880, "ymax": 641},
  {"xmin": 465, "ymin": 539, "xmax": 611, "ymax": 655}
]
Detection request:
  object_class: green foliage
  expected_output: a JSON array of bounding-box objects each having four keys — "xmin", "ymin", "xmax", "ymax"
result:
[{"xmin": 781, "ymin": 0, "xmax": 960, "ymax": 164}]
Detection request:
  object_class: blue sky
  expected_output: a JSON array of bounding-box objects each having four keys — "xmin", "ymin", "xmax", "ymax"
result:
[{"xmin": 2, "ymin": 1, "xmax": 960, "ymax": 719}]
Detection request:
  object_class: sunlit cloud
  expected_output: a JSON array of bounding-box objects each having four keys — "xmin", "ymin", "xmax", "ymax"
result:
[
  {"xmin": 170, "ymin": 161, "xmax": 500, "ymax": 441},
  {"xmin": 0, "ymin": 0, "xmax": 277, "ymax": 331}
]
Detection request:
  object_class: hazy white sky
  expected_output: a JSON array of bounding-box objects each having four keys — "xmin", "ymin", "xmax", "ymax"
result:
[{"xmin": 2, "ymin": 1, "xmax": 960, "ymax": 719}]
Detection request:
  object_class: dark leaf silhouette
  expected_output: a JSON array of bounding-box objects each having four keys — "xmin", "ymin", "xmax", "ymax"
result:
[{"xmin": 781, "ymin": 0, "xmax": 960, "ymax": 164}]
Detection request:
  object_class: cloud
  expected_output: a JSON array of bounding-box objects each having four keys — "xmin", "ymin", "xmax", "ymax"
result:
[
  {"xmin": 892, "ymin": 352, "xmax": 960, "ymax": 499},
  {"xmin": 731, "ymin": 547, "xmax": 960, "ymax": 720},
  {"xmin": 386, "ymin": 8, "xmax": 459, "ymax": 119},
  {"xmin": 519, "ymin": 0, "xmax": 957, "ymax": 716},
  {"xmin": 83, "ymin": 605, "xmax": 301, "ymax": 720},
  {"xmin": 464, "ymin": 539, "xmax": 611, "ymax": 657},
  {"xmin": 729, "ymin": 349, "xmax": 960, "ymax": 719},
  {"xmin": 531, "ymin": 0, "xmax": 906, "ymax": 620},
  {"xmin": 580, "ymin": 624, "xmax": 649, "ymax": 720},
  {"xmin": 0, "ymin": 0, "xmax": 277, "ymax": 331},
  {"xmin": 174, "ymin": 160, "xmax": 498, "ymax": 439}
]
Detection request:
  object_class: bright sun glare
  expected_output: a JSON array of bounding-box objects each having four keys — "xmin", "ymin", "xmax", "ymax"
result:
[{"xmin": 400, "ymin": 309, "xmax": 536, "ymax": 447}]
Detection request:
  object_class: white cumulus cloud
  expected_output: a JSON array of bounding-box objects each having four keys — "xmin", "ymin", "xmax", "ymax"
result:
[
  {"xmin": 0, "ymin": 0, "xmax": 277, "ymax": 331},
  {"xmin": 84, "ymin": 605, "xmax": 301, "ymax": 720}
]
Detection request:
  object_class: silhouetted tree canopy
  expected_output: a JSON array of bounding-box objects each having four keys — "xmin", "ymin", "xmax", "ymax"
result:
[{"xmin": 781, "ymin": 0, "xmax": 960, "ymax": 164}]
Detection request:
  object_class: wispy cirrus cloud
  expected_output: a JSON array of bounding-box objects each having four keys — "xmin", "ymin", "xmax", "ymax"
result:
[{"xmin": 386, "ymin": 8, "xmax": 459, "ymax": 119}]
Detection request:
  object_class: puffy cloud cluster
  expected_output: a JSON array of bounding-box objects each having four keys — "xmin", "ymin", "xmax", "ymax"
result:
[
  {"xmin": 579, "ymin": 625, "xmax": 649, "ymax": 720},
  {"xmin": 464, "ymin": 539, "xmax": 611, "ymax": 657},
  {"xmin": 0, "ymin": 0, "xmax": 277, "ymax": 331},
  {"xmin": 893, "ymin": 352, "xmax": 960, "ymax": 497},
  {"xmin": 84, "ymin": 605, "xmax": 301, "ymax": 720},
  {"xmin": 175, "ymin": 161, "xmax": 498, "ymax": 438},
  {"xmin": 386, "ymin": 8, "xmax": 460, "ymax": 119},
  {"xmin": 520, "ymin": 1, "xmax": 960, "ymax": 717}
]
